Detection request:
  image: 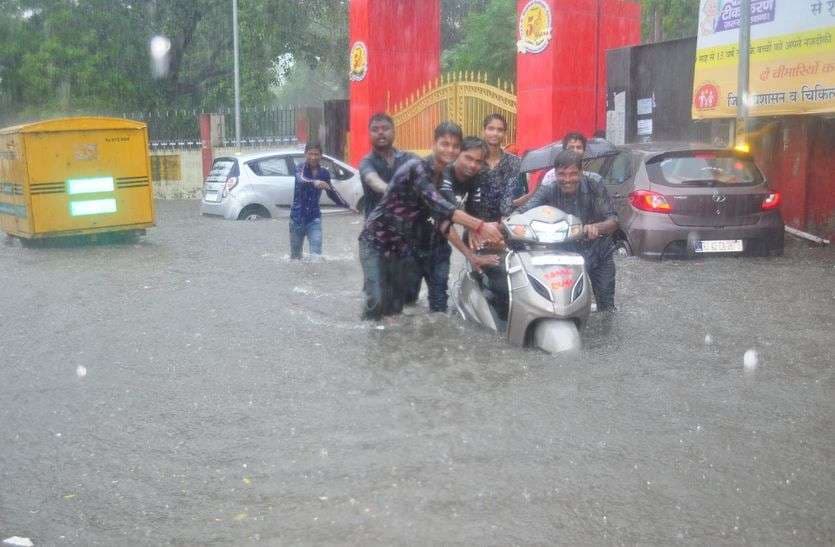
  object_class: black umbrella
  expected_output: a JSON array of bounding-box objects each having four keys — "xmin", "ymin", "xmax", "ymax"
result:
[{"xmin": 520, "ymin": 137, "xmax": 619, "ymax": 173}]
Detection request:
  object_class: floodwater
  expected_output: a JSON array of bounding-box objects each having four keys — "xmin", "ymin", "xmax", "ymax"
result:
[{"xmin": 1, "ymin": 200, "xmax": 833, "ymax": 545}]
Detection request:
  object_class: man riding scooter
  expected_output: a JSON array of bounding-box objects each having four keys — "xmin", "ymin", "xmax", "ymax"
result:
[{"xmin": 517, "ymin": 149, "xmax": 619, "ymax": 311}]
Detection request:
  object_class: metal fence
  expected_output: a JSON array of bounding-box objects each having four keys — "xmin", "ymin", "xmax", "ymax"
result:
[{"xmin": 122, "ymin": 106, "xmax": 299, "ymax": 149}]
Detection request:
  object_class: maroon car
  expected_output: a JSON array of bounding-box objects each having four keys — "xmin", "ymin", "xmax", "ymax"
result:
[{"xmin": 585, "ymin": 143, "xmax": 784, "ymax": 259}]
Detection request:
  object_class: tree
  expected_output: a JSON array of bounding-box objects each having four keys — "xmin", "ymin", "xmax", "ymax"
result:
[
  {"xmin": 639, "ymin": 0, "xmax": 700, "ymax": 43},
  {"xmin": 0, "ymin": 0, "xmax": 349, "ymax": 122},
  {"xmin": 441, "ymin": 0, "xmax": 490, "ymax": 50},
  {"xmin": 443, "ymin": 0, "xmax": 516, "ymax": 83}
]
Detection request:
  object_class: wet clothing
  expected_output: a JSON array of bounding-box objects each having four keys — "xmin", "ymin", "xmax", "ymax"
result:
[
  {"xmin": 519, "ymin": 173, "xmax": 616, "ymax": 223},
  {"xmin": 359, "ymin": 157, "xmax": 457, "ymax": 320},
  {"xmin": 358, "ymin": 148, "xmax": 415, "ymax": 218},
  {"xmin": 404, "ymin": 244, "xmax": 453, "ymax": 312},
  {"xmin": 359, "ymin": 157, "xmax": 456, "ymax": 258},
  {"xmin": 464, "ymin": 152, "xmax": 523, "ymax": 222},
  {"xmin": 289, "ymin": 163, "xmax": 330, "ymax": 258},
  {"xmin": 290, "ymin": 163, "xmax": 330, "ymax": 225},
  {"xmin": 519, "ymin": 174, "xmax": 618, "ymax": 310},
  {"xmin": 576, "ymin": 235, "xmax": 617, "ymax": 311},
  {"xmin": 359, "ymin": 239, "xmax": 414, "ymax": 320},
  {"xmin": 404, "ymin": 165, "xmax": 462, "ymax": 312},
  {"xmin": 289, "ymin": 218, "xmax": 322, "ymax": 259}
]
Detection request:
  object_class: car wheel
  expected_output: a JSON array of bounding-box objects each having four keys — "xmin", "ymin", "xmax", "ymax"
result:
[{"xmin": 238, "ymin": 205, "xmax": 270, "ymax": 221}]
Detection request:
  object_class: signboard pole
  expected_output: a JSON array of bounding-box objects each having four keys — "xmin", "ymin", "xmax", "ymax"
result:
[
  {"xmin": 735, "ymin": 0, "xmax": 751, "ymax": 147},
  {"xmin": 232, "ymin": 0, "xmax": 242, "ymax": 149}
]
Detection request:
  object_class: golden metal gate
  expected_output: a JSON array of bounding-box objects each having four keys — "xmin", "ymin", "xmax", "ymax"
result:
[{"xmin": 389, "ymin": 72, "xmax": 517, "ymax": 155}]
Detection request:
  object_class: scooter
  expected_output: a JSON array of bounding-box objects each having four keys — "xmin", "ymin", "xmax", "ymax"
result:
[{"xmin": 452, "ymin": 205, "xmax": 591, "ymax": 353}]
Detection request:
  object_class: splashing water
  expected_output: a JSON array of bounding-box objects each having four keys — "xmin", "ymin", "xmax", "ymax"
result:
[{"xmin": 743, "ymin": 349, "xmax": 759, "ymax": 371}]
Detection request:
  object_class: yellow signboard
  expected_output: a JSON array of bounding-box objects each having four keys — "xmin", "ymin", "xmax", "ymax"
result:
[{"xmin": 692, "ymin": 0, "xmax": 835, "ymax": 118}]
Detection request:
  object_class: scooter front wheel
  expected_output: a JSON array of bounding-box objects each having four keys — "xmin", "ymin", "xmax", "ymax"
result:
[{"xmin": 532, "ymin": 319, "xmax": 581, "ymax": 354}]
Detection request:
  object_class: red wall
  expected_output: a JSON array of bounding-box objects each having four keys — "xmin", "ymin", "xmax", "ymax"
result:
[
  {"xmin": 348, "ymin": 1, "xmax": 440, "ymax": 164},
  {"xmin": 752, "ymin": 117, "xmax": 835, "ymax": 239},
  {"xmin": 516, "ymin": 0, "xmax": 641, "ymax": 154},
  {"xmin": 806, "ymin": 119, "xmax": 835, "ymax": 239}
]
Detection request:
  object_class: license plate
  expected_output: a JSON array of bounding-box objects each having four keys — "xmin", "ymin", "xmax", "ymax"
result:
[
  {"xmin": 204, "ymin": 191, "xmax": 219, "ymax": 202},
  {"xmin": 696, "ymin": 239, "xmax": 743, "ymax": 253}
]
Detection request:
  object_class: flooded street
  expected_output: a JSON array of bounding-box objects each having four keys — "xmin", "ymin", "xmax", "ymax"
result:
[{"xmin": 1, "ymin": 200, "xmax": 833, "ymax": 545}]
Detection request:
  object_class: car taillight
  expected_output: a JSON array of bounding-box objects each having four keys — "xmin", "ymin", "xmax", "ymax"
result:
[
  {"xmin": 761, "ymin": 191, "xmax": 781, "ymax": 210},
  {"xmin": 222, "ymin": 176, "xmax": 239, "ymax": 197},
  {"xmin": 629, "ymin": 190, "xmax": 672, "ymax": 213}
]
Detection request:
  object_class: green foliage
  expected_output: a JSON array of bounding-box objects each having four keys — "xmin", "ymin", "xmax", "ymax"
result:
[
  {"xmin": 0, "ymin": 0, "xmax": 348, "ymax": 122},
  {"xmin": 441, "ymin": 0, "xmax": 490, "ymax": 49},
  {"xmin": 639, "ymin": 0, "xmax": 700, "ymax": 42},
  {"xmin": 443, "ymin": 0, "xmax": 516, "ymax": 83}
]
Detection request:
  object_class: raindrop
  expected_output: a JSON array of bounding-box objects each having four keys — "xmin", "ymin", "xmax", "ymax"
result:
[
  {"xmin": 743, "ymin": 349, "xmax": 759, "ymax": 371},
  {"xmin": 76, "ymin": 365, "xmax": 87, "ymax": 378},
  {"xmin": 704, "ymin": 334, "xmax": 713, "ymax": 345},
  {"xmin": 149, "ymin": 35, "xmax": 172, "ymax": 78}
]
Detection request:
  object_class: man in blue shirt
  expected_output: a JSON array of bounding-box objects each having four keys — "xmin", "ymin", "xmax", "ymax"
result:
[{"xmin": 290, "ymin": 142, "xmax": 331, "ymax": 260}]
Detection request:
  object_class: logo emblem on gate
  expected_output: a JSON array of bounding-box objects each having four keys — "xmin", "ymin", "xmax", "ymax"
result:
[
  {"xmin": 349, "ymin": 41, "xmax": 368, "ymax": 82},
  {"xmin": 517, "ymin": 0, "xmax": 552, "ymax": 54}
]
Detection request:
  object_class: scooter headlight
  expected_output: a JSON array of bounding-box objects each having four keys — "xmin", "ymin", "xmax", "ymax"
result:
[
  {"xmin": 530, "ymin": 220, "xmax": 569, "ymax": 243},
  {"xmin": 506, "ymin": 223, "xmax": 534, "ymax": 240}
]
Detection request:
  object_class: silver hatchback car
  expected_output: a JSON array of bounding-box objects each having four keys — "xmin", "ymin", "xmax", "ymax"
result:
[{"xmin": 200, "ymin": 149, "xmax": 363, "ymax": 220}]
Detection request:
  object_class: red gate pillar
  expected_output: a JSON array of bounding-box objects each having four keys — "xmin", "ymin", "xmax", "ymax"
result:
[
  {"xmin": 348, "ymin": 1, "xmax": 440, "ymax": 165},
  {"xmin": 199, "ymin": 114, "xmax": 213, "ymax": 179},
  {"xmin": 515, "ymin": 0, "xmax": 640, "ymax": 155}
]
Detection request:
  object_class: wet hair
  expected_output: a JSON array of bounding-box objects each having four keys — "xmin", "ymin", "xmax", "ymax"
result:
[
  {"xmin": 434, "ymin": 121, "xmax": 463, "ymax": 142},
  {"xmin": 461, "ymin": 136, "xmax": 488, "ymax": 156},
  {"xmin": 561, "ymin": 131, "xmax": 587, "ymax": 150},
  {"xmin": 483, "ymin": 113, "xmax": 508, "ymax": 130},
  {"xmin": 304, "ymin": 141, "xmax": 322, "ymax": 153},
  {"xmin": 553, "ymin": 149, "xmax": 583, "ymax": 171},
  {"xmin": 368, "ymin": 112, "xmax": 394, "ymax": 128}
]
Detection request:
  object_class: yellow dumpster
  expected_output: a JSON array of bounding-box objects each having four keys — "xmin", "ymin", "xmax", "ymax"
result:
[{"xmin": 0, "ymin": 117, "xmax": 155, "ymax": 241}]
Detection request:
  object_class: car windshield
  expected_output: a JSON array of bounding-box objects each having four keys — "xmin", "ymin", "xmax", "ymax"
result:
[
  {"xmin": 205, "ymin": 159, "xmax": 237, "ymax": 182},
  {"xmin": 646, "ymin": 151, "xmax": 762, "ymax": 186}
]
